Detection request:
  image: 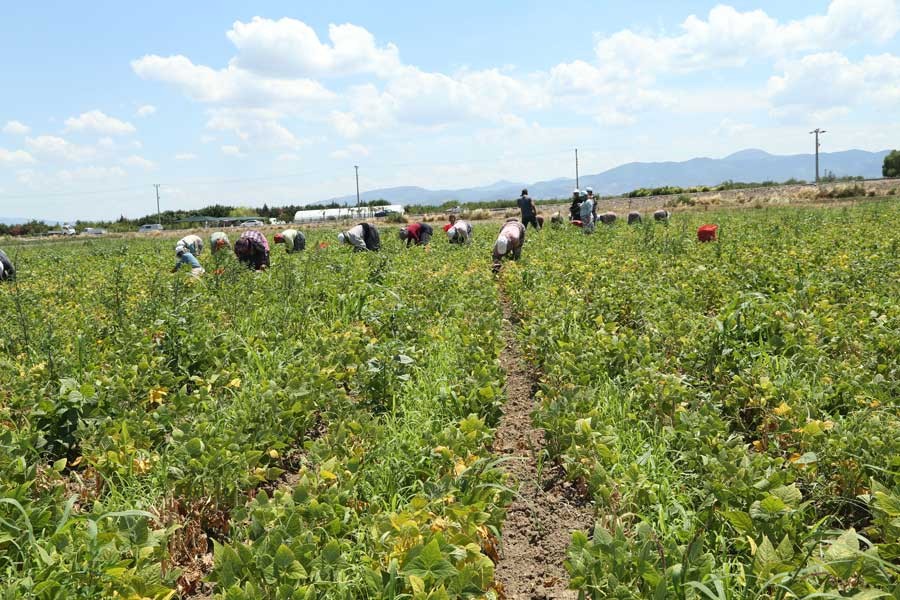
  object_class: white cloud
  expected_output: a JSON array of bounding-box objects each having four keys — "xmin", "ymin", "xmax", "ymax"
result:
[
  {"xmin": 136, "ymin": 104, "xmax": 157, "ymax": 117},
  {"xmin": 64, "ymin": 110, "xmax": 136, "ymax": 135},
  {"xmin": 592, "ymin": 0, "xmax": 900, "ymax": 78},
  {"xmin": 174, "ymin": 152, "xmax": 197, "ymax": 160},
  {"xmin": 131, "ymin": 54, "xmax": 334, "ymax": 108},
  {"xmin": 768, "ymin": 52, "xmax": 900, "ymax": 118},
  {"xmin": 3, "ymin": 120, "xmax": 30, "ymax": 135},
  {"xmin": 221, "ymin": 144, "xmax": 245, "ymax": 157},
  {"xmin": 206, "ymin": 108, "xmax": 306, "ymax": 150},
  {"xmin": 121, "ymin": 155, "xmax": 156, "ymax": 170},
  {"xmin": 276, "ymin": 153, "xmax": 301, "ymax": 161},
  {"xmin": 0, "ymin": 147, "xmax": 36, "ymax": 164},
  {"xmin": 330, "ymin": 143, "xmax": 370, "ymax": 159},
  {"xmin": 25, "ymin": 135, "xmax": 95, "ymax": 162},
  {"xmin": 227, "ymin": 18, "xmax": 401, "ymax": 78}
]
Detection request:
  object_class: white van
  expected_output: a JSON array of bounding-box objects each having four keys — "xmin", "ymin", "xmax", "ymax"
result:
[{"xmin": 138, "ymin": 223, "xmax": 164, "ymax": 233}]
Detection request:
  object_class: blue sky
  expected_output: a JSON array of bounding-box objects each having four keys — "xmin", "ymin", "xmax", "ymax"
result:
[{"xmin": 1, "ymin": 0, "xmax": 898, "ymax": 221}]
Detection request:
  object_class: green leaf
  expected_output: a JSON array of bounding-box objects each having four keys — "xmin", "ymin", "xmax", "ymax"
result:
[
  {"xmin": 402, "ymin": 539, "xmax": 458, "ymax": 582},
  {"xmin": 723, "ymin": 510, "xmax": 753, "ymax": 534},
  {"xmin": 771, "ymin": 484, "xmax": 802, "ymax": 507},
  {"xmin": 758, "ymin": 495, "xmax": 787, "ymax": 513},
  {"xmin": 752, "ymin": 536, "xmax": 781, "ymax": 577},
  {"xmin": 824, "ymin": 528, "xmax": 860, "ymax": 580},
  {"xmin": 274, "ymin": 544, "xmax": 295, "ymax": 570}
]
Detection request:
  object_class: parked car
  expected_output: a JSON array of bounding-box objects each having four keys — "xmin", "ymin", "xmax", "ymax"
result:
[
  {"xmin": 374, "ymin": 209, "xmax": 399, "ymax": 218},
  {"xmin": 83, "ymin": 227, "xmax": 107, "ymax": 235},
  {"xmin": 47, "ymin": 225, "xmax": 77, "ymax": 236},
  {"xmin": 138, "ymin": 223, "xmax": 164, "ymax": 233},
  {"xmin": 241, "ymin": 219, "xmax": 265, "ymax": 227}
]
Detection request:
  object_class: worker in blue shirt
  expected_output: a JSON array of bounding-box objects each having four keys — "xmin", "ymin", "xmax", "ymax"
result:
[{"xmin": 172, "ymin": 246, "xmax": 205, "ymax": 277}]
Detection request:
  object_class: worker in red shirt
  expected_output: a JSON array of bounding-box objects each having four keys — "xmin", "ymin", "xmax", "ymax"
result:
[{"xmin": 399, "ymin": 222, "xmax": 433, "ymax": 247}]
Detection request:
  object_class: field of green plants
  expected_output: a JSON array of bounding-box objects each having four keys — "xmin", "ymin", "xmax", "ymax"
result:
[
  {"xmin": 0, "ymin": 232, "xmax": 509, "ymax": 599},
  {"xmin": 504, "ymin": 200, "xmax": 899, "ymax": 598},
  {"xmin": 1, "ymin": 199, "xmax": 898, "ymax": 599}
]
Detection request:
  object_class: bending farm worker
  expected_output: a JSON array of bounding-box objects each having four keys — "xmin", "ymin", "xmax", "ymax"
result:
[
  {"xmin": 399, "ymin": 222, "xmax": 433, "ymax": 247},
  {"xmin": 274, "ymin": 229, "xmax": 306, "ymax": 253},
  {"xmin": 234, "ymin": 230, "xmax": 270, "ymax": 270},
  {"xmin": 210, "ymin": 231, "xmax": 230, "ymax": 253},
  {"xmin": 492, "ymin": 218, "xmax": 526, "ymax": 272},
  {"xmin": 0, "ymin": 249, "xmax": 15, "ymax": 281},
  {"xmin": 172, "ymin": 245, "xmax": 204, "ymax": 277},
  {"xmin": 517, "ymin": 188, "xmax": 541, "ymax": 230},
  {"xmin": 447, "ymin": 215, "xmax": 473, "ymax": 245},
  {"xmin": 338, "ymin": 223, "xmax": 381, "ymax": 252},
  {"xmin": 176, "ymin": 234, "xmax": 204, "ymax": 256}
]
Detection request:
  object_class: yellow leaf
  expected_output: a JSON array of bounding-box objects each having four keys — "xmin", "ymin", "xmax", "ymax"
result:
[
  {"xmin": 320, "ymin": 469, "xmax": 337, "ymax": 480},
  {"xmin": 227, "ymin": 378, "xmax": 242, "ymax": 389},
  {"xmin": 773, "ymin": 402, "xmax": 791, "ymax": 416},
  {"xmin": 454, "ymin": 460, "xmax": 467, "ymax": 477},
  {"xmin": 148, "ymin": 387, "xmax": 168, "ymax": 405}
]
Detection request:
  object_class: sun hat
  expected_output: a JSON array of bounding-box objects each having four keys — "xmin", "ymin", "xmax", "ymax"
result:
[{"xmin": 337, "ymin": 232, "xmax": 346, "ymax": 244}]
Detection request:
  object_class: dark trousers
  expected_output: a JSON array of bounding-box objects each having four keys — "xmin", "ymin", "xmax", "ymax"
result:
[{"xmin": 522, "ymin": 214, "xmax": 541, "ymax": 230}]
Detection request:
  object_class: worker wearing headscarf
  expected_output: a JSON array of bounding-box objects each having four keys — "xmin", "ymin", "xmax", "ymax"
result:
[
  {"xmin": 399, "ymin": 222, "xmax": 433, "ymax": 247},
  {"xmin": 175, "ymin": 234, "xmax": 204, "ymax": 256},
  {"xmin": 492, "ymin": 218, "xmax": 526, "ymax": 272},
  {"xmin": 234, "ymin": 230, "xmax": 270, "ymax": 270},
  {"xmin": 338, "ymin": 223, "xmax": 380, "ymax": 252},
  {"xmin": 210, "ymin": 231, "xmax": 230, "ymax": 253},
  {"xmin": 0, "ymin": 249, "xmax": 15, "ymax": 281},
  {"xmin": 172, "ymin": 246, "xmax": 204, "ymax": 277},
  {"xmin": 274, "ymin": 229, "xmax": 306, "ymax": 253},
  {"xmin": 447, "ymin": 215, "xmax": 473, "ymax": 245}
]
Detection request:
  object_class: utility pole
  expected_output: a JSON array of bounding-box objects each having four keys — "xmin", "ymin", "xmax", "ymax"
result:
[
  {"xmin": 575, "ymin": 148, "xmax": 580, "ymax": 190},
  {"xmin": 354, "ymin": 165, "xmax": 360, "ymax": 208},
  {"xmin": 809, "ymin": 129, "xmax": 826, "ymax": 183},
  {"xmin": 153, "ymin": 184, "xmax": 161, "ymax": 225}
]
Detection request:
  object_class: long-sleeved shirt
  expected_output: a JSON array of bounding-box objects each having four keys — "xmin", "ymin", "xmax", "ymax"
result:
[
  {"xmin": 177, "ymin": 234, "xmax": 204, "ymax": 255},
  {"xmin": 174, "ymin": 251, "xmax": 201, "ymax": 271},
  {"xmin": 343, "ymin": 224, "xmax": 368, "ymax": 251},
  {"xmin": 449, "ymin": 220, "xmax": 472, "ymax": 244},
  {"xmin": 238, "ymin": 230, "xmax": 270, "ymax": 252},
  {"xmin": 210, "ymin": 232, "xmax": 229, "ymax": 250},
  {"xmin": 281, "ymin": 229, "xmax": 305, "ymax": 252},
  {"xmin": 403, "ymin": 222, "xmax": 432, "ymax": 246},
  {"xmin": 580, "ymin": 198, "xmax": 594, "ymax": 222},
  {"xmin": 493, "ymin": 219, "xmax": 525, "ymax": 262}
]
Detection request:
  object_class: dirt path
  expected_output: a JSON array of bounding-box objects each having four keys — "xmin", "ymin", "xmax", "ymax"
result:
[{"xmin": 493, "ymin": 296, "xmax": 594, "ymax": 599}]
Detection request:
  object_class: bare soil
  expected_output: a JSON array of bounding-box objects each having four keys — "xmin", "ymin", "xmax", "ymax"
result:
[{"xmin": 493, "ymin": 297, "xmax": 594, "ymax": 599}]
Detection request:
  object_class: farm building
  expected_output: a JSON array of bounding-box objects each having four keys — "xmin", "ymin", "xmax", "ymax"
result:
[{"xmin": 293, "ymin": 205, "xmax": 405, "ymax": 223}]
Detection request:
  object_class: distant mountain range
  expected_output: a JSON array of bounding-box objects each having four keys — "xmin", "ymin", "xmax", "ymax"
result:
[
  {"xmin": 321, "ymin": 148, "xmax": 891, "ymax": 206},
  {"xmin": 0, "ymin": 148, "xmax": 891, "ymax": 225}
]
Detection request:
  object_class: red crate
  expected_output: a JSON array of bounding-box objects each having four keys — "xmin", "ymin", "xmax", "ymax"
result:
[{"xmin": 698, "ymin": 224, "xmax": 718, "ymax": 242}]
